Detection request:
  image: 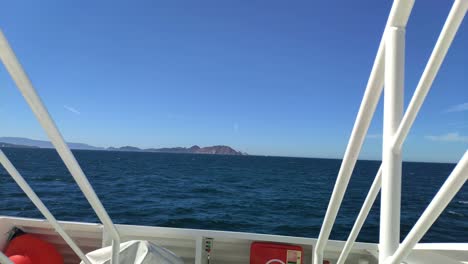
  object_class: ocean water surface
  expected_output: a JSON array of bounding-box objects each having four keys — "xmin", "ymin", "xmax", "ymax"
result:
[{"xmin": 0, "ymin": 148, "xmax": 466, "ymax": 243}]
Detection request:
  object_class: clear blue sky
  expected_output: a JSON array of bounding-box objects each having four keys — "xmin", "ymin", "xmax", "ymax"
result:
[{"xmin": 0, "ymin": 1, "xmax": 466, "ymax": 163}]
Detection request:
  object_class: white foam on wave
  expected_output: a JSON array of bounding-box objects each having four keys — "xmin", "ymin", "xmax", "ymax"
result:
[
  {"xmin": 457, "ymin": 200, "xmax": 468, "ymax": 204},
  {"xmin": 448, "ymin": 210, "xmax": 465, "ymax": 217}
]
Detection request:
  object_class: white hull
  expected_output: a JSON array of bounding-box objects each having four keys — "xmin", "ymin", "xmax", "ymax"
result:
[{"xmin": 1, "ymin": 216, "xmax": 466, "ymax": 264}]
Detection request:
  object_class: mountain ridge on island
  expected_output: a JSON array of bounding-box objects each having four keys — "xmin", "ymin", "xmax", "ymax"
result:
[{"xmin": 0, "ymin": 137, "xmax": 246, "ymax": 156}]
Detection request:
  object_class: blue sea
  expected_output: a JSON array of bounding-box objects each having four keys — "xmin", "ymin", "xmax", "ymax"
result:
[{"xmin": 0, "ymin": 148, "xmax": 466, "ymax": 243}]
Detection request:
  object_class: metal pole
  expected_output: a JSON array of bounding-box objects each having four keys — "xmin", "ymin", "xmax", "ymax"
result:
[
  {"xmin": 380, "ymin": 26, "xmax": 404, "ymax": 262},
  {"xmin": 0, "ymin": 30, "xmax": 120, "ymax": 264},
  {"xmin": 0, "ymin": 150, "xmax": 92, "ymax": 264},
  {"xmin": 337, "ymin": 3, "xmax": 468, "ymax": 262},
  {"xmin": 0, "ymin": 252, "xmax": 14, "ymax": 264},
  {"xmin": 336, "ymin": 166, "xmax": 382, "ymax": 264},
  {"xmin": 392, "ymin": 0, "xmax": 468, "ymax": 152},
  {"xmin": 313, "ymin": 1, "xmax": 414, "ymax": 263},
  {"xmin": 383, "ymin": 151, "xmax": 468, "ymax": 264}
]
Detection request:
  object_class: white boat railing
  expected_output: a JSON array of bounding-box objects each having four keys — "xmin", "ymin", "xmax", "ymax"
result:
[
  {"xmin": 0, "ymin": 252, "xmax": 12, "ymax": 264},
  {"xmin": 0, "ymin": 31, "xmax": 120, "ymax": 264},
  {"xmin": 0, "ymin": 1, "xmax": 467, "ymax": 263},
  {"xmin": 336, "ymin": 166, "xmax": 382, "ymax": 264},
  {"xmin": 315, "ymin": 0, "xmax": 468, "ymax": 264},
  {"xmin": 0, "ymin": 150, "xmax": 92, "ymax": 264},
  {"xmin": 384, "ymin": 152, "xmax": 468, "ymax": 264},
  {"xmin": 313, "ymin": 0, "xmax": 415, "ymax": 261}
]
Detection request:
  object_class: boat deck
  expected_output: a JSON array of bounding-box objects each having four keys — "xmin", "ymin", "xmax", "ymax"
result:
[
  {"xmin": 1, "ymin": 216, "xmax": 467, "ymax": 264},
  {"xmin": 0, "ymin": 216, "xmax": 375, "ymax": 264}
]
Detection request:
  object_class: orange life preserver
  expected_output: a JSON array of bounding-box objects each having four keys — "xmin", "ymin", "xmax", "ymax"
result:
[{"xmin": 5, "ymin": 234, "xmax": 63, "ymax": 264}]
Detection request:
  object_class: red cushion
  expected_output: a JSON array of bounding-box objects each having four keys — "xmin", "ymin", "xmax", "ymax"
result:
[{"xmin": 5, "ymin": 234, "xmax": 63, "ymax": 264}]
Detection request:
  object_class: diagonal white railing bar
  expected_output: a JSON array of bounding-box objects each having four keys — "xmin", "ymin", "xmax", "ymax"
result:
[
  {"xmin": 334, "ymin": 1, "xmax": 468, "ymax": 262},
  {"xmin": 0, "ymin": 150, "xmax": 92, "ymax": 264},
  {"xmin": 383, "ymin": 151, "xmax": 468, "ymax": 264},
  {"xmin": 313, "ymin": 1, "xmax": 414, "ymax": 263},
  {"xmin": 0, "ymin": 30, "xmax": 120, "ymax": 264},
  {"xmin": 392, "ymin": 0, "xmax": 468, "ymax": 153},
  {"xmin": 0, "ymin": 251, "xmax": 13, "ymax": 264},
  {"xmin": 336, "ymin": 166, "xmax": 382, "ymax": 264}
]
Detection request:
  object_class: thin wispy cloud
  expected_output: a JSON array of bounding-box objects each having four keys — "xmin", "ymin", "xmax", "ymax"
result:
[
  {"xmin": 63, "ymin": 105, "xmax": 81, "ymax": 115},
  {"xmin": 447, "ymin": 121, "xmax": 468, "ymax": 129},
  {"xmin": 367, "ymin": 134, "xmax": 382, "ymax": 139},
  {"xmin": 166, "ymin": 113, "xmax": 187, "ymax": 120},
  {"xmin": 425, "ymin": 132, "xmax": 468, "ymax": 143},
  {"xmin": 445, "ymin": 102, "xmax": 468, "ymax": 113}
]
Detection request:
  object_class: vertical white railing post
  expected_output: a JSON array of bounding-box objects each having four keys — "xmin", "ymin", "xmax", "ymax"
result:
[
  {"xmin": 380, "ymin": 26, "xmax": 405, "ymax": 262},
  {"xmin": 392, "ymin": 0, "xmax": 468, "ymax": 152},
  {"xmin": 337, "ymin": 2, "xmax": 468, "ymax": 263},
  {"xmin": 313, "ymin": 1, "xmax": 414, "ymax": 263},
  {"xmin": 383, "ymin": 151, "xmax": 468, "ymax": 264}
]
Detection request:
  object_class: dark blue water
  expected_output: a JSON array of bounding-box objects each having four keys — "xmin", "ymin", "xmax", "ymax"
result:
[{"xmin": 0, "ymin": 148, "xmax": 466, "ymax": 243}]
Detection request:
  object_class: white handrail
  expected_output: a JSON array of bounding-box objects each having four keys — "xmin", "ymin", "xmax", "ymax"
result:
[
  {"xmin": 381, "ymin": 25, "xmax": 405, "ymax": 262},
  {"xmin": 335, "ymin": 1, "xmax": 468, "ymax": 262},
  {"xmin": 313, "ymin": 1, "xmax": 414, "ymax": 263},
  {"xmin": 392, "ymin": 0, "xmax": 468, "ymax": 152},
  {"xmin": 334, "ymin": 1, "xmax": 468, "ymax": 262},
  {"xmin": 0, "ymin": 252, "xmax": 14, "ymax": 264},
  {"xmin": 336, "ymin": 167, "xmax": 381, "ymax": 264},
  {"xmin": 0, "ymin": 30, "xmax": 120, "ymax": 264},
  {"xmin": 0, "ymin": 1, "xmax": 464, "ymax": 264},
  {"xmin": 0, "ymin": 150, "xmax": 92, "ymax": 264},
  {"xmin": 383, "ymin": 151, "xmax": 468, "ymax": 264}
]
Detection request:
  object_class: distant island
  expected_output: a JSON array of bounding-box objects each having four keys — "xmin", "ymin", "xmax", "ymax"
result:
[
  {"xmin": 0, "ymin": 137, "xmax": 246, "ymax": 156},
  {"xmin": 0, "ymin": 142, "xmax": 40, "ymax": 149}
]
